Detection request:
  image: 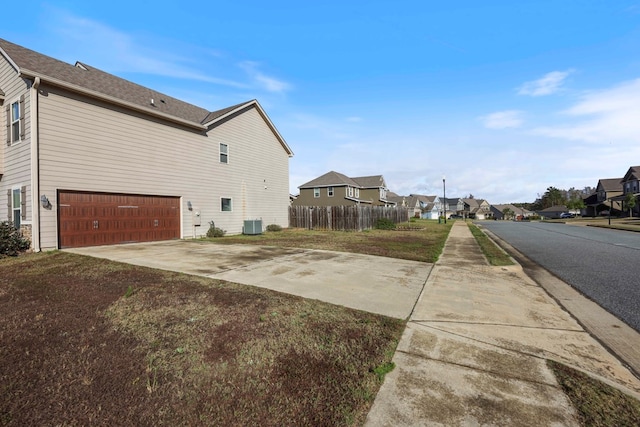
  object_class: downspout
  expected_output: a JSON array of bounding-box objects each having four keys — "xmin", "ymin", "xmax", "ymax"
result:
[{"xmin": 30, "ymin": 77, "xmax": 41, "ymax": 252}]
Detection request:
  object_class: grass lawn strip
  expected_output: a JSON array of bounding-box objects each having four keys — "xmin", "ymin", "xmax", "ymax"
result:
[
  {"xmin": 548, "ymin": 360, "xmax": 640, "ymax": 426},
  {"xmin": 467, "ymin": 222, "xmax": 514, "ymax": 266},
  {"xmin": 208, "ymin": 218, "xmax": 452, "ymax": 264}
]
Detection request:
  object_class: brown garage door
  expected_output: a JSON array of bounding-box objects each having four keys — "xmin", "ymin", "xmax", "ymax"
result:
[{"xmin": 58, "ymin": 191, "xmax": 180, "ymax": 248}]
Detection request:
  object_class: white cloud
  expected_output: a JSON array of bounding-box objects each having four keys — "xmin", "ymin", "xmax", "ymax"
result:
[
  {"xmin": 47, "ymin": 9, "xmax": 248, "ymax": 88},
  {"xmin": 239, "ymin": 61, "xmax": 291, "ymax": 93},
  {"xmin": 480, "ymin": 110, "xmax": 524, "ymax": 129},
  {"xmin": 533, "ymin": 78, "xmax": 640, "ymax": 143},
  {"xmin": 518, "ymin": 70, "xmax": 573, "ymax": 96}
]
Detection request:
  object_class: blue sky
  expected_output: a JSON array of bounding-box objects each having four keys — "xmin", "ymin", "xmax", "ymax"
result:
[{"xmin": 4, "ymin": 1, "xmax": 640, "ymax": 203}]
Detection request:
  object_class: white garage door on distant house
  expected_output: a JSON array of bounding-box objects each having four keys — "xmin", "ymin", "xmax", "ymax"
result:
[{"xmin": 58, "ymin": 191, "xmax": 180, "ymax": 248}]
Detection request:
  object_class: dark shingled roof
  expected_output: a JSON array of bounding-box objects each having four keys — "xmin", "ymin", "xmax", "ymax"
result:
[
  {"xmin": 299, "ymin": 171, "xmax": 360, "ymax": 189},
  {"xmin": 351, "ymin": 175, "xmax": 385, "ymax": 188},
  {"xmin": 0, "ymin": 38, "xmax": 246, "ymax": 126},
  {"xmin": 598, "ymin": 178, "xmax": 623, "ymax": 192}
]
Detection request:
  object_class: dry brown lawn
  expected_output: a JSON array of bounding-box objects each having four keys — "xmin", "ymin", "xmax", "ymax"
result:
[{"xmin": 0, "ymin": 252, "xmax": 405, "ymax": 426}]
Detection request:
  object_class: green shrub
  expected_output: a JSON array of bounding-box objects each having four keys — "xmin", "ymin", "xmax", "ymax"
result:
[
  {"xmin": 266, "ymin": 224, "xmax": 282, "ymax": 232},
  {"xmin": 206, "ymin": 221, "xmax": 226, "ymax": 238},
  {"xmin": 0, "ymin": 221, "xmax": 30, "ymax": 257},
  {"xmin": 375, "ymin": 218, "xmax": 396, "ymax": 230}
]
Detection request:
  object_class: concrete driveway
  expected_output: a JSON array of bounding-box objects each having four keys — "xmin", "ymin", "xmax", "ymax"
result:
[{"xmin": 66, "ymin": 240, "xmax": 433, "ymax": 319}]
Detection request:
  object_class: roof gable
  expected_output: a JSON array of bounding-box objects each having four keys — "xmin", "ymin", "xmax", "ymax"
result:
[{"xmin": 622, "ymin": 166, "xmax": 640, "ymax": 182}]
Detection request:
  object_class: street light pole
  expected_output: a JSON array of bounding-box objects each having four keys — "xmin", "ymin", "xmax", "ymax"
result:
[{"xmin": 443, "ymin": 176, "xmax": 446, "ymax": 224}]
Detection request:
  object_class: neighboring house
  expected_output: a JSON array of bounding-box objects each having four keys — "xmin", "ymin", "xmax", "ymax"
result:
[
  {"xmin": 293, "ymin": 171, "xmax": 395, "ymax": 207},
  {"xmin": 386, "ymin": 193, "xmax": 440, "ymax": 219},
  {"xmin": 616, "ymin": 166, "xmax": 640, "ymax": 216},
  {"xmin": 386, "ymin": 192, "xmax": 413, "ymax": 213},
  {"xmin": 441, "ymin": 197, "xmax": 459, "ymax": 219},
  {"xmin": 490, "ymin": 204, "xmax": 534, "ymax": 220},
  {"xmin": 584, "ymin": 178, "xmax": 623, "ymax": 217},
  {"xmin": 1, "ymin": 38, "xmax": 293, "ymax": 250},
  {"xmin": 459, "ymin": 198, "xmax": 492, "ymax": 219},
  {"xmin": 539, "ymin": 205, "xmax": 569, "ymax": 219},
  {"xmin": 411, "ymin": 194, "xmax": 440, "ymax": 219}
]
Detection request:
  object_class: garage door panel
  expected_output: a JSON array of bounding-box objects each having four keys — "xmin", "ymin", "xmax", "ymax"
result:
[{"xmin": 59, "ymin": 191, "xmax": 180, "ymax": 248}]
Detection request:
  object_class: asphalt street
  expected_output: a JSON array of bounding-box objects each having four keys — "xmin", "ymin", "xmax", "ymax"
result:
[{"xmin": 478, "ymin": 221, "xmax": 640, "ymax": 333}]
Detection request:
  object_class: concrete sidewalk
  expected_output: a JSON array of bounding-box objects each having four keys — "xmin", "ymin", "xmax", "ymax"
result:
[{"xmin": 365, "ymin": 221, "xmax": 640, "ymax": 426}]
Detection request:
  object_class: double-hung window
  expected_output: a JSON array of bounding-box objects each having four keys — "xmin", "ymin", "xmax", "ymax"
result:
[
  {"xmin": 7, "ymin": 187, "xmax": 25, "ymax": 228},
  {"xmin": 12, "ymin": 189, "xmax": 21, "ymax": 227},
  {"xmin": 313, "ymin": 188, "xmax": 320, "ymax": 198},
  {"xmin": 347, "ymin": 187, "xmax": 353, "ymax": 197},
  {"xmin": 221, "ymin": 197, "xmax": 232, "ymax": 212},
  {"xmin": 11, "ymin": 102, "xmax": 20, "ymax": 142},
  {"xmin": 327, "ymin": 186, "xmax": 334, "ymax": 197},
  {"xmin": 6, "ymin": 95, "xmax": 24, "ymax": 145},
  {"xmin": 220, "ymin": 143, "xmax": 228, "ymax": 164}
]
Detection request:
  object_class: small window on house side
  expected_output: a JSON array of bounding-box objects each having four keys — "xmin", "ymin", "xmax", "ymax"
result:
[
  {"xmin": 12, "ymin": 188, "xmax": 21, "ymax": 228},
  {"xmin": 355, "ymin": 188, "xmax": 360, "ymax": 198},
  {"xmin": 11, "ymin": 101, "xmax": 20, "ymax": 142},
  {"xmin": 220, "ymin": 143, "xmax": 228, "ymax": 164},
  {"xmin": 347, "ymin": 187, "xmax": 353, "ymax": 197},
  {"xmin": 313, "ymin": 188, "xmax": 320, "ymax": 198},
  {"xmin": 221, "ymin": 197, "xmax": 232, "ymax": 212},
  {"xmin": 327, "ymin": 186, "xmax": 334, "ymax": 197}
]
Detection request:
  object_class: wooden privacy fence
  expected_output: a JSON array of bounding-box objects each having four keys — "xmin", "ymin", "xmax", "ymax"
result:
[{"xmin": 289, "ymin": 205, "xmax": 410, "ymax": 231}]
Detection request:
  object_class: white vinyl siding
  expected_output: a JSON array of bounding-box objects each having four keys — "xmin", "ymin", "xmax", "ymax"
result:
[{"xmin": 37, "ymin": 88, "xmax": 289, "ymax": 248}]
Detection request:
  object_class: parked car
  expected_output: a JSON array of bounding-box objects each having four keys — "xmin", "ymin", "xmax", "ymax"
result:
[{"xmin": 560, "ymin": 213, "xmax": 574, "ymax": 219}]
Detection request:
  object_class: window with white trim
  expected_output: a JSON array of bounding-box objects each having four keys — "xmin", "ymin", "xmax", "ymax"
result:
[
  {"xmin": 355, "ymin": 188, "xmax": 360, "ymax": 198},
  {"xmin": 327, "ymin": 186, "xmax": 334, "ymax": 197},
  {"xmin": 313, "ymin": 188, "xmax": 320, "ymax": 198},
  {"xmin": 7, "ymin": 187, "xmax": 25, "ymax": 228},
  {"xmin": 347, "ymin": 187, "xmax": 353, "ymax": 197},
  {"xmin": 220, "ymin": 143, "xmax": 228, "ymax": 164},
  {"xmin": 221, "ymin": 197, "xmax": 232, "ymax": 211},
  {"xmin": 6, "ymin": 95, "xmax": 24, "ymax": 145},
  {"xmin": 11, "ymin": 102, "xmax": 20, "ymax": 142},
  {"xmin": 13, "ymin": 189, "xmax": 21, "ymax": 227}
]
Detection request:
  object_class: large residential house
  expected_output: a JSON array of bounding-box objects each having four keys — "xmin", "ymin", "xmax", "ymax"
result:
[
  {"xmin": 458, "ymin": 198, "xmax": 492, "ymax": 219},
  {"xmin": 584, "ymin": 178, "xmax": 623, "ymax": 217},
  {"xmin": 293, "ymin": 171, "xmax": 395, "ymax": 207},
  {"xmin": 412, "ymin": 194, "xmax": 440, "ymax": 219},
  {"xmin": 441, "ymin": 197, "xmax": 459, "ymax": 219},
  {"xmin": 490, "ymin": 204, "xmax": 534, "ymax": 220},
  {"xmin": 618, "ymin": 166, "xmax": 640, "ymax": 216},
  {"xmin": 387, "ymin": 193, "xmax": 440, "ymax": 219},
  {"xmin": 1, "ymin": 38, "xmax": 293, "ymax": 250}
]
